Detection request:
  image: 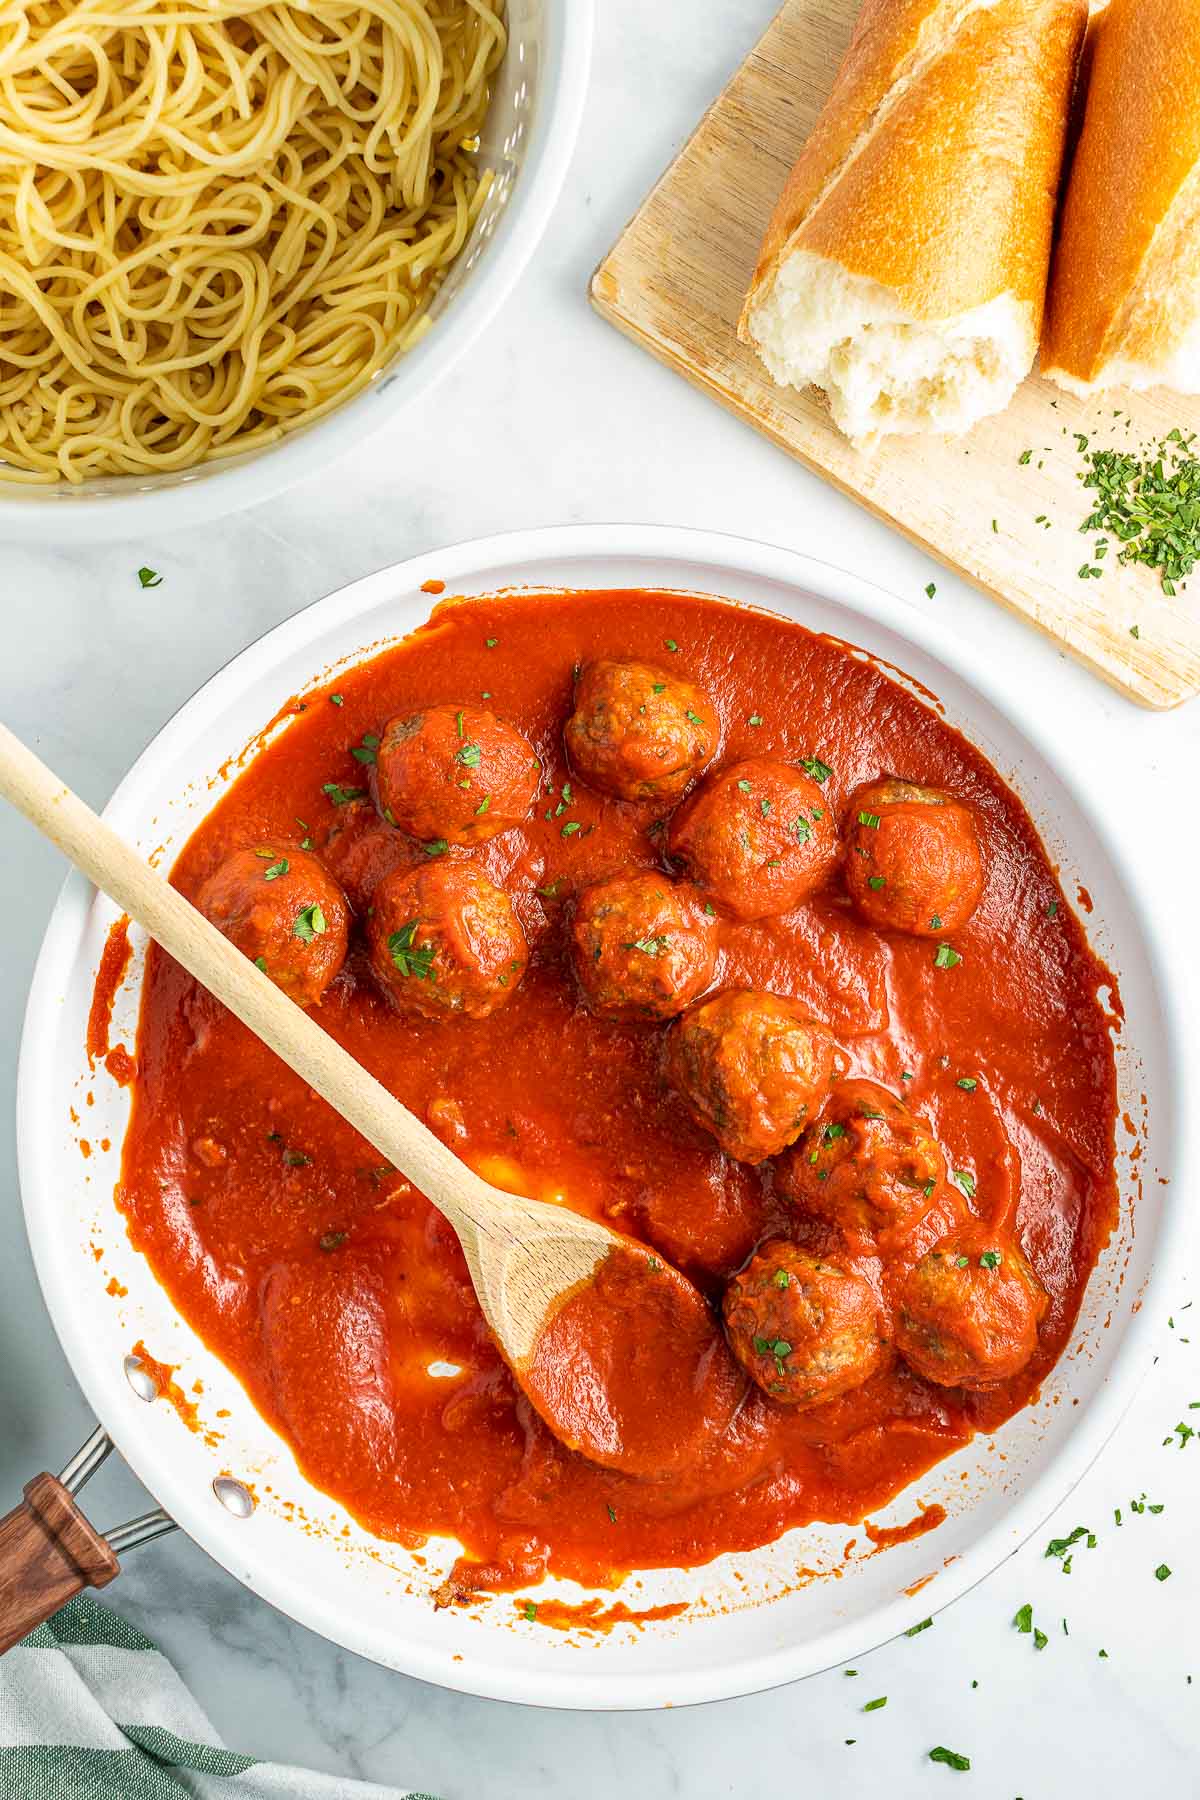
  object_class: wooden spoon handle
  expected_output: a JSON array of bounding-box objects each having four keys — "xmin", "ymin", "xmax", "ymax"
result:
[{"xmin": 0, "ymin": 722, "xmax": 478, "ymax": 1232}]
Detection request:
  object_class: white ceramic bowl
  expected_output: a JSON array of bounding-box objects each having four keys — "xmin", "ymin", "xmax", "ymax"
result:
[
  {"xmin": 0, "ymin": 5, "xmax": 592, "ymax": 544},
  {"xmin": 17, "ymin": 525, "xmax": 1186, "ymax": 1709}
]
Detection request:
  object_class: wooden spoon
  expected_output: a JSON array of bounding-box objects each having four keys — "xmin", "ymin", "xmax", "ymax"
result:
[{"xmin": 0, "ymin": 724, "xmax": 744, "ymax": 1479}]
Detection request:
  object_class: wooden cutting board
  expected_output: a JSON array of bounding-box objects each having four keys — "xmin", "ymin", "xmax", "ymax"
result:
[{"xmin": 590, "ymin": 0, "xmax": 1200, "ymax": 709}]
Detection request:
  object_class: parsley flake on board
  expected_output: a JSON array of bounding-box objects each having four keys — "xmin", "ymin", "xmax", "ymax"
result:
[
  {"xmin": 1077, "ymin": 428, "xmax": 1200, "ymax": 595},
  {"xmin": 906, "ymin": 1617, "xmax": 933, "ymax": 1637},
  {"xmin": 863, "ymin": 1696, "xmax": 887, "ymax": 1713},
  {"xmin": 137, "ymin": 566, "xmax": 163, "ymax": 588},
  {"xmin": 929, "ymin": 1747, "xmax": 970, "ymax": 1772}
]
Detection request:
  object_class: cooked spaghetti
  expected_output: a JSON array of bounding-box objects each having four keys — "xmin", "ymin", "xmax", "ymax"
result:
[{"xmin": 0, "ymin": 0, "xmax": 506, "ymax": 484}]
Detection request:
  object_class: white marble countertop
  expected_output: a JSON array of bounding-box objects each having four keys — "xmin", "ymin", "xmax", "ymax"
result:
[{"xmin": 4, "ymin": 2, "xmax": 1200, "ymax": 1794}]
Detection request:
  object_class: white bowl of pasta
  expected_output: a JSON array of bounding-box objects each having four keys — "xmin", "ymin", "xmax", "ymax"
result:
[{"xmin": 0, "ymin": 0, "xmax": 592, "ymax": 539}]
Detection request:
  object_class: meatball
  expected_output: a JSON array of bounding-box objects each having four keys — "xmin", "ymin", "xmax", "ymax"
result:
[
  {"xmin": 196, "ymin": 845, "xmax": 349, "ymax": 1008},
  {"xmin": 842, "ymin": 777, "xmax": 984, "ymax": 937},
  {"xmin": 664, "ymin": 990, "xmax": 839, "ymax": 1164},
  {"xmin": 314, "ymin": 795, "xmax": 408, "ymax": 915},
  {"xmin": 367, "ymin": 861, "xmax": 526, "ymax": 1020},
  {"xmin": 571, "ymin": 871, "xmax": 719, "ymax": 1021},
  {"xmin": 777, "ymin": 1079, "xmax": 947, "ymax": 1248},
  {"xmin": 565, "ymin": 657, "xmax": 717, "ymax": 802},
  {"xmin": 375, "ymin": 705, "xmax": 540, "ymax": 848},
  {"xmin": 895, "ymin": 1220, "xmax": 1048, "ymax": 1390},
  {"xmin": 668, "ymin": 757, "xmax": 839, "ymax": 920},
  {"xmin": 723, "ymin": 1240, "xmax": 886, "ymax": 1408}
]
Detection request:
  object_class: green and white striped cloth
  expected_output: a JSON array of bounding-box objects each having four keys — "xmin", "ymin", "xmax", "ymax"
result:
[{"xmin": 0, "ymin": 1597, "xmax": 436, "ymax": 1800}]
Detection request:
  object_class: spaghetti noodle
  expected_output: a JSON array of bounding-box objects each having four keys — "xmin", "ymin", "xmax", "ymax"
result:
[{"xmin": 0, "ymin": 0, "xmax": 506, "ymax": 483}]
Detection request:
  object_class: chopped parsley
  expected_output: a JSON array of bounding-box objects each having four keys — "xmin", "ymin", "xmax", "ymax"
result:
[
  {"xmin": 1155, "ymin": 1564, "xmax": 1173, "ymax": 1582},
  {"xmin": 422, "ymin": 839, "xmax": 449, "ymax": 858},
  {"xmin": 456, "ymin": 742, "xmax": 482, "ymax": 768},
  {"xmin": 800, "ymin": 755, "xmax": 832, "ymax": 783},
  {"xmin": 925, "ymin": 582, "xmax": 936, "ymax": 598},
  {"xmin": 1034, "ymin": 1627, "xmax": 1049, "ymax": 1651},
  {"xmin": 292, "ymin": 904, "xmax": 326, "ymax": 942},
  {"xmin": 1045, "ymin": 1525, "xmax": 1091, "ymax": 1564},
  {"xmin": 623, "ymin": 935, "xmax": 670, "ymax": 957},
  {"xmin": 748, "ymin": 713, "xmax": 763, "ymax": 726},
  {"xmin": 263, "ymin": 859, "xmax": 289, "ymax": 881},
  {"xmin": 737, "ymin": 779, "xmax": 752, "ymax": 793},
  {"xmin": 857, "ymin": 810, "xmax": 881, "ymax": 830},
  {"xmin": 867, "ymin": 875, "xmax": 886, "ymax": 890},
  {"xmin": 956, "ymin": 1076, "xmax": 977, "ymax": 1091},
  {"xmin": 562, "ymin": 820, "xmax": 582, "ymax": 837},
  {"xmin": 1014, "ymin": 1602, "xmax": 1033, "ymax": 1633},
  {"xmin": 863, "ymin": 1696, "xmax": 887, "ymax": 1712},
  {"xmin": 934, "ymin": 943, "xmax": 962, "ymax": 969},
  {"xmin": 137, "ymin": 566, "xmax": 163, "ymax": 588},
  {"xmin": 1077, "ymin": 429, "xmax": 1200, "ymax": 595},
  {"xmin": 906, "ymin": 1617, "xmax": 933, "ymax": 1637},
  {"xmin": 929, "ymin": 1747, "xmax": 970, "ymax": 1772},
  {"xmin": 254, "ymin": 956, "xmax": 268, "ymax": 973},
  {"xmin": 664, "ymin": 638, "xmax": 679, "ymax": 653},
  {"xmin": 686, "ymin": 710, "xmax": 705, "ymax": 726},
  {"xmin": 388, "ymin": 921, "xmax": 436, "ymax": 981},
  {"xmin": 321, "ymin": 782, "xmax": 366, "ymax": 807},
  {"xmin": 979, "ymin": 1249, "xmax": 1002, "ymax": 1271},
  {"xmin": 607, "ymin": 1504, "xmax": 618, "ymax": 1524},
  {"xmin": 951, "ymin": 1170, "xmax": 976, "ymax": 1199},
  {"xmin": 329, "ymin": 694, "xmax": 344, "ymax": 707},
  {"xmin": 351, "ymin": 732, "xmax": 380, "ymax": 765},
  {"xmin": 475, "ymin": 795, "xmax": 491, "ymax": 816},
  {"xmin": 523, "ymin": 1600, "xmax": 537, "ymax": 1621}
]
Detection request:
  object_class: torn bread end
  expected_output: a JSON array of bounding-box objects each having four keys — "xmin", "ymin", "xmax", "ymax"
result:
[{"xmin": 744, "ymin": 250, "xmax": 1037, "ymax": 441}]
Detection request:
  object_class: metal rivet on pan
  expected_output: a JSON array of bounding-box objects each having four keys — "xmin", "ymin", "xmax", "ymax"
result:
[
  {"xmin": 212, "ymin": 1477, "xmax": 255, "ymax": 1519},
  {"xmin": 123, "ymin": 1354, "xmax": 160, "ymax": 1403}
]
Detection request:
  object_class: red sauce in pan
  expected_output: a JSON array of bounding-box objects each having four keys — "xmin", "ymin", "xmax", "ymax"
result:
[{"xmin": 114, "ymin": 590, "xmax": 1119, "ymax": 1592}]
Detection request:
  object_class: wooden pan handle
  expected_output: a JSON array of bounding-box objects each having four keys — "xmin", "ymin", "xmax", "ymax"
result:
[
  {"xmin": 0, "ymin": 1475, "xmax": 120, "ymax": 1654},
  {"xmin": 0, "ymin": 721, "xmax": 478, "ymax": 1232}
]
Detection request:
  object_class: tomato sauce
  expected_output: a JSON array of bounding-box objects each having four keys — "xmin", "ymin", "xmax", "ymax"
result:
[{"xmin": 114, "ymin": 589, "xmax": 1119, "ymax": 1592}]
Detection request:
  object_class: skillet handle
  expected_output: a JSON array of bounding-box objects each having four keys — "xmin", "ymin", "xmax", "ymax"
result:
[
  {"xmin": 0, "ymin": 1425, "xmax": 176, "ymax": 1656},
  {"xmin": 0, "ymin": 1473, "xmax": 120, "ymax": 1653}
]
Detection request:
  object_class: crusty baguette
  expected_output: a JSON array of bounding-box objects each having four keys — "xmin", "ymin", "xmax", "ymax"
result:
[
  {"xmin": 739, "ymin": 0, "xmax": 1088, "ymax": 440},
  {"xmin": 1043, "ymin": 0, "xmax": 1200, "ymax": 395}
]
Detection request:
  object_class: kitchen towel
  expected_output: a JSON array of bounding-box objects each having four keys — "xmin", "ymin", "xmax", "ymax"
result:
[{"xmin": 0, "ymin": 1595, "xmax": 436, "ymax": 1800}]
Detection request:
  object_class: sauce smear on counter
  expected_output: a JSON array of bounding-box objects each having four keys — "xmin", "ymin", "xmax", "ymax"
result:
[{"xmin": 113, "ymin": 589, "xmax": 1119, "ymax": 1592}]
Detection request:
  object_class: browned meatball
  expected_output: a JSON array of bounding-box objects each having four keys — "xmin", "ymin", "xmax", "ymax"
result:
[
  {"xmin": 565, "ymin": 658, "xmax": 717, "ymax": 802},
  {"xmin": 843, "ymin": 778, "xmax": 984, "ymax": 937},
  {"xmin": 664, "ymin": 990, "xmax": 839, "ymax": 1164},
  {"xmin": 314, "ymin": 795, "xmax": 408, "ymax": 915},
  {"xmin": 571, "ymin": 871, "xmax": 719, "ymax": 1021},
  {"xmin": 668, "ymin": 757, "xmax": 839, "ymax": 920},
  {"xmin": 367, "ymin": 862, "xmax": 526, "ymax": 1019},
  {"xmin": 375, "ymin": 705, "xmax": 540, "ymax": 848},
  {"xmin": 196, "ymin": 846, "xmax": 349, "ymax": 1008},
  {"xmin": 723, "ymin": 1240, "xmax": 886, "ymax": 1408},
  {"xmin": 895, "ymin": 1220, "xmax": 1047, "ymax": 1390},
  {"xmin": 777, "ymin": 1079, "xmax": 948, "ymax": 1250}
]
